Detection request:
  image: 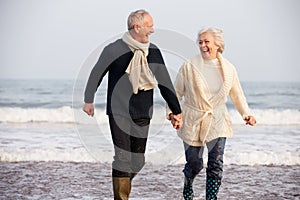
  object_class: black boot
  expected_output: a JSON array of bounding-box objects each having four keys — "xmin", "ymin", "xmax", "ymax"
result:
[
  {"xmin": 183, "ymin": 176, "xmax": 194, "ymax": 200},
  {"xmin": 206, "ymin": 177, "xmax": 221, "ymax": 200},
  {"xmin": 130, "ymin": 172, "xmax": 137, "ymax": 181}
]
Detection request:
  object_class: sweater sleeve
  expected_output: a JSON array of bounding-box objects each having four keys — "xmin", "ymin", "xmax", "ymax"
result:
[
  {"xmin": 229, "ymin": 68, "xmax": 251, "ymax": 118},
  {"xmin": 84, "ymin": 46, "xmax": 112, "ymax": 103},
  {"xmin": 165, "ymin": 64, "xmax": 186, "ymax": 119},
  {"xmin": 151, "ymin": 49, "xmax": 182, "ymax": 115},
  {"xmin": 174, "ymin": 64, "xmax": 186, "ymax": 103}
]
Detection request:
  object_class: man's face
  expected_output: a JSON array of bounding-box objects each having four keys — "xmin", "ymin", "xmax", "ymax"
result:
[
  {"xmin": 136, "ymin": 14, "xmax": 154, "ymax": 43},
  {"xmin": 199, "ymin": 32, "xmax": 219, "ymax": 60}
]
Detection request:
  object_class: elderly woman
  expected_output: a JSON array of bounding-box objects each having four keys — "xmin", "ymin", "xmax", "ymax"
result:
[{"xmin": 169, "ymin": 27, "xmax": 256, "ymax": 199}]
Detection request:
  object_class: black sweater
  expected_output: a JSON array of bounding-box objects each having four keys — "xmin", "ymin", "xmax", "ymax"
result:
[{"xmin": 84, "ymin": 39, "xmax": 181, "ymax": 119}]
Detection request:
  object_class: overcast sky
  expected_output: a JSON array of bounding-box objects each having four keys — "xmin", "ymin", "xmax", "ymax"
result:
[{"xmin": 0, "ymin": 0, "xmax": 299, "ymax": 82}]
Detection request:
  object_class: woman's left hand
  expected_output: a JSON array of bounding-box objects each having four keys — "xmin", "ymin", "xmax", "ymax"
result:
[{"xmin": 244, "ymin": 115, "xmax": 257, "ymax": 126}]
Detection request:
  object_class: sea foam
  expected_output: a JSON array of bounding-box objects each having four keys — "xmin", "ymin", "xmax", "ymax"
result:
[{"xmin": 0, "ymin": 107, "xmax": 299, "ymax": 125}]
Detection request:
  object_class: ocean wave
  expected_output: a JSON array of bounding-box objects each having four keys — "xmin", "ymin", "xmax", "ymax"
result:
[
  {"xmin": 0, "ymin": 107, "xmax": 300, "ymax": 125},
  {"xmin": 223, "ymin": 151, "xmax": 300, "ymax": 166},
  {"xmin": 0, "ymin": 148, "xmax": 298, "ymax": 166},
  {"xmin": 249, "ymin": 91, "xmax": 299, "ymax": 97},
  {"xmin": 229, "ymin": 109, "xmax": 300, "ymax": 125}
]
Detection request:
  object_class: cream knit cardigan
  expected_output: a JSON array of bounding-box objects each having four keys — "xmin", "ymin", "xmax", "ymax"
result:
[{"xmin": 173, "ymin": 54, "xmax": 251, "ymax": 146}]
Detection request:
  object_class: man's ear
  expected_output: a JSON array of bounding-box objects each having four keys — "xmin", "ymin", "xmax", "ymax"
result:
[{"xmin": 133, "ymin": 24, "xmax": 140, "ymax": 32}]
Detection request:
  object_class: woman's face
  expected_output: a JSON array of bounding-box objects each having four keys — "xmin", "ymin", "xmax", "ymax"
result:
[{"xmin": 198, "ymin": 32, "xmax": 219, "ymax": 60}]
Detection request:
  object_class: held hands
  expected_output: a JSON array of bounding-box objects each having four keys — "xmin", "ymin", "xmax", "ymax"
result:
[
  {"xmin": 169, "ymin": 113, "xmax": 183, "ymax": 130},
  {"xmin": 244, "ymin": 115, "xmax": 256, "ymax": 126},
  {"xmin": 84, "ymin": 102, "xmax": 184, "ymax": 129},
  {"xmin": 83, "ymin": 103, "xmax": 95, "ymax": 117}
]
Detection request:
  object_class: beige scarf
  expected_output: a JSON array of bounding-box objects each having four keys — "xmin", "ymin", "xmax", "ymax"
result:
[{"xmin": 122, "ymin": 32, "xmax": 156, "ymax": 94}]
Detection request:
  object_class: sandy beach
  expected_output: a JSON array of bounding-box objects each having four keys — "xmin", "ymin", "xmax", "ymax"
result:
[
  {"xmin": 1, "ymin": 80, "xmax": 299, "ymax": 199},
  {"xmin": 1, "ymin": 162, "xmax": 299, "ymax": 200}
]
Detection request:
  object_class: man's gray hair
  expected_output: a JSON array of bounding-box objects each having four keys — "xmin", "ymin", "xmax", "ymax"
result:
[{"xmin": 127, "ymin": 9, "xmax": 149, "ymax": 30}]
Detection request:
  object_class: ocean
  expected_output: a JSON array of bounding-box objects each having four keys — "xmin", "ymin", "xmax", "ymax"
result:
[{"xmin": 0, "ymin": 79, "xmax": 299, "ymax": 199}]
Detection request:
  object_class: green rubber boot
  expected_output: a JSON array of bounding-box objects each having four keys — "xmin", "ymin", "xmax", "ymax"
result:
[
  {"xmin": 206, "ymin": 177, "xmax": 221, "ymax": 200},
  {"xmin": 183, "ymin": 176, "xmax": 194, "ymax": 200}
]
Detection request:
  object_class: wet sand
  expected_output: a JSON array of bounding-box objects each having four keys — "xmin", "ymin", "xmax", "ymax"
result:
[{"xmin": 0, "ymin": 162, "xmax": 299, "ymax": 199}]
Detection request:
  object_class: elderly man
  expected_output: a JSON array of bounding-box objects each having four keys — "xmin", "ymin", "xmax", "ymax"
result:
[{"xmin": 83, "ymin": 9, "xmax": 182, "ymax": 199}]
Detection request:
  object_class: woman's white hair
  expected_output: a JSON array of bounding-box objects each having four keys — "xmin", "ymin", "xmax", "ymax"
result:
[
  {"xmin": 127, "ymin": 9, "xmax": 149, "ymax": 30},
  {"xmin": 197, "ymin": 27, "xmax": 225, "ymax": 53}
]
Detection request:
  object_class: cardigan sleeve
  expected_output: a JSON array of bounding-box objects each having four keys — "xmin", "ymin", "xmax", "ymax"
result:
[
  {"xmin": 166, "ymin": 64, "xmax": 186, "ymax": 119},
  {"xmin": 174, "ymin": 65, "xmax": 186, "ymax": 103},
  {"xmin": 229, "ymin": 68, "xmax": 251, "ymax": 118}
]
